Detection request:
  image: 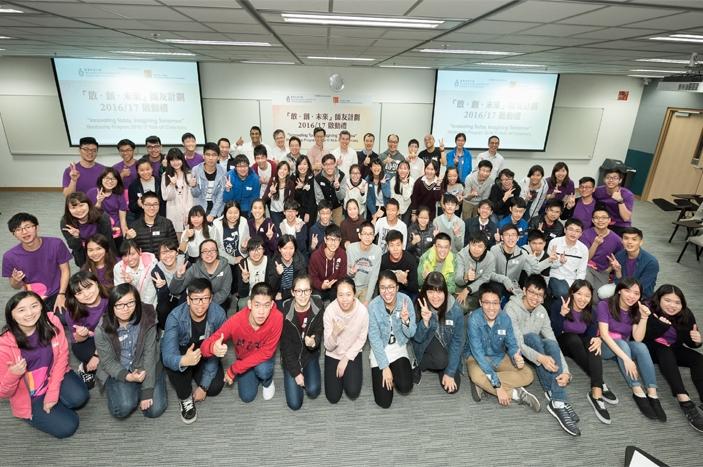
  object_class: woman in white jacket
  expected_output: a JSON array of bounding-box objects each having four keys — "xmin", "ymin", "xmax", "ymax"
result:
[
  {"xmin": 211, "ymin": 200, "xmax": 250, "ymax": 295},
  {"xmin": 112, "ymin": 239, "xmax": 157, "ymax": 307},
  {"xmin": 344, "ymin": 164, "xmax": 369, "ymax": 220},
  {"xmin": 390, "ymin": 160, "xmax": 414, "ymax": 225},
  {"xmin": 160, "ymin": 148, "xmax": 194, "ymax": 237}
]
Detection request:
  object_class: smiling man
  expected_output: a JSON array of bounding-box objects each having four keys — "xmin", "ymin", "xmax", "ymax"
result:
[{"xmin": 62, "ymin": 136, "xmax": 106, "ymax": 197}]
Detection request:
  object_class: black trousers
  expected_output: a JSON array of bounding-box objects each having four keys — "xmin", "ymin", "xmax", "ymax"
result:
[
  {"xmin": 324, "ymin": 353, "xmax": 363, "ymax": 404},
  {"xmin": 371, "ymin": 357, "xmax": 413, "ymax": 409},
  {"xmin": 165, "ymin": 360, "xmax": 225, "ymax": 400},
  {"xmin": 72, "ymin": 338, "xmax": 96, "ymax": 366},
  {"xmin": 419, "ymin": 337, "xmax": 461, "ymax": 393},
  {"xmin": 647, "ymin": 341, "xmax": 703, "ymax": 401},
  {"xmin": 557, "ymin": 332, "xmax": 604, "ymax": 389}
]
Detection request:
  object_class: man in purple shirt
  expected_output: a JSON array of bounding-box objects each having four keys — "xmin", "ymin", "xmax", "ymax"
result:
[
  {"xmin": 144, "ymin": 135, "xmax": 166, "ymax": 178},
  {"xmin": 113, "ymin": 138, "xmax": 138, "ymax": 190},
  {"xmin": 593, "ymin": 167, "xmax": 634, "ymax": 237},
  {"xmin": 561, "ymin": 176, "xmax": 596, "ymax": 229},
  {"xmin": 182, "ymin": 132, "xmax": 204, "ymax": 168},
  {"xmin": 580, "ymin": 206, "xmax": 623, "ymax": 294},
  {"xmin": 2, "ymin": 212, "xmax": 72, "ymax": 312},
  {"xmin": 62, "ymin": 136, "xmax": 106, "ymax": 197}
]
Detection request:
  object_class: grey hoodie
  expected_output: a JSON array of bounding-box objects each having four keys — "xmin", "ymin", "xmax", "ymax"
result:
[
  {"xmin": 454, "ymin": 247, "xmax": 495, "ymax": 293},
  {"xmin": 504, "ymin": 295, "xmax": 569, "ymax": 374},
  {"xmin": 169, "ymin": 255, "xmax": 233, "ymax": 306},
  {"xmin": 489, "ymin": 243, "xmax": 553, "ymax": 290}
]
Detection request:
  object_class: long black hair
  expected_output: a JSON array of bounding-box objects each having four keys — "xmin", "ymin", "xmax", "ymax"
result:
[
  {"xmin": 66, "ymin": 270, "xmax": 109, "ymax": 322},
  {"xmin": 650, "ymin": 284, "xmax": 695, "ymax": 330},
  {"xmin": 2, "ymin": 291, "xmax": 58, "ymax": 348},
  {"xmin": 418, "ymin": 271, "xmax": 449, "ymax": 322},
  {"xmin": 164, "ymin": 147, "xmax": 192, "ymax": 178},
  {"xmin": 394, "ymin": 160, "xmax": 411, "ymax": 195},
  {"xmin": 564, "ymin": 279, "xmax": 594, "ymax": 324},
  {"xmin": 608, "ymin": 277, "xmax": 642, "ymax": 324},
  {"xmin": 103, "ymin": 283, "xmax": 143, "ymax": 335},
  {"xmin": 82, "ymin": 233, "xmax": 117, "ymax": 288}
]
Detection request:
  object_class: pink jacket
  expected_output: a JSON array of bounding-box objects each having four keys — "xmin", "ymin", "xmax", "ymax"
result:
[{"xmin": 0, "ymin": 313, "xmax": 70, "ymax": 419}]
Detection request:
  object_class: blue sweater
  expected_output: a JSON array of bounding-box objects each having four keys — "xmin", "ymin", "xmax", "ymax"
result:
[
  {"xmin": 497, "ymin": 216, "xmax": 529, "ymax": 247},
  {"xmin": 224, "ymin": 168, "xmax": 259, "ymax": 214},
  {"xmin": 161, "ymin": 301, "xmax": 226, "ymax": 390},
  {"xmin": 411, "ymin": 297, "xmax": 465, "ymax": 377}
]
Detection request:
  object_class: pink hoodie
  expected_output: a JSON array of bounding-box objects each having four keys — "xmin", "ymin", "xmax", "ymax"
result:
[{"xmin": 0, "ymin": 313, "xmax": 70, "ymax": 420}]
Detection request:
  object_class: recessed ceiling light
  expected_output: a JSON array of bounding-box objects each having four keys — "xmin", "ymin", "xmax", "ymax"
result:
[
  {"xmin": 0, "ymin": 8, "xmax": 22, "ymax": 13},
  {"xmin": 476, "ymin": 62, "xmax": 543, "ymax": 67},
  {"xmin": 628, "ymin": 74, "xmax": 663, "ymax": 78},
  {"xmin": 419, "ymin": 49, "xmax": 519, "ymax": 56},
  {"xmin": 112, "ymin": 50, "xmax": 195, "ymax": 56},
  {"xmin": 160, "ymin": 39, "xmax": 271, "ymax": 47},
  {"xmin": 282, "ymin": 13, "xmax": 443, "ymax": 29},
  {"xmin": 379, "ymin": 65, "xmax": 432, "ymax": 69},
  {"xmin": 307, "ymin": 56, "xmax": 375, "ymax": 61},
  {"xmin": 0, "ymin": 36, "xmax": 11, "ymax": 39},
  {"xmin": 650, "ymin": 36, "xmax": 703, "ymax": 44},
  {"xmin": 241, "ymin": 60, "xmax": 295, "ymax": 65},
  {"xmin": 635, "ymin": 58, "xmax": 695, "ymax": 64},
  {"xmin": 630, "ymin": 69, "xmax": 686, "ymax": 73}
]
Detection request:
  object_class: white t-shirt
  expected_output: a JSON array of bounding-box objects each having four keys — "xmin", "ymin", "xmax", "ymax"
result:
[
  {"xmin": 476, "ymin": 151, "xmax": 504, "ymax": 178},
  {"xmin": 270, "ymin": 145, "xmax": 289, "ymax": 162},
  {"xmin": 257, "ymin": 163, "xmax": 272, "ymax": 197},
  {"xmin": 332, "ymin": 146, "xmax": 357, "ymax": 178},
  {"xmin": 374, "ymin": 217, "xmax": 408, "ymax": 254}
]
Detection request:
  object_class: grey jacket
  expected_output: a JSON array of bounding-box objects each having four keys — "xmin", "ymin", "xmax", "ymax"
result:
[
  {"xmin": 489, "ymin": 244, "xmax": 553, "ymax": 289},
  {"xmin": 504, "ymin": 295, "xmax": 570, "ymax": 374},
  {"xmin": 169, "ymin": 256, "xmax": 233, "ymax": 306},
  {"xmin": 454, "ymin": 248, "xmax": 495, "ymax": 293}
]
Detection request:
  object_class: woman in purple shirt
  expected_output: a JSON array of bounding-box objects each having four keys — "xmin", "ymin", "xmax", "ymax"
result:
[
  {"xmin": 550, "ymin": 280, "xmax": 614, "ymax": 424},
  {"xmin": 65, "ymin": 271, "xmax": 110, "ymax": 390},
  {"xmin": 60, "ymin": 192, "xmax": 116, "ymax": 267},
  {"xmin": 644, "ymin": 284, "xmax": 703, "ymax": 431},
  {"xmin": 87, "ymin": 167, "xmax": 128, "ymax": 249},
  {"xmin": 597, "ymin": 278, "xmax": 666, "ymax": 421},
  {"xmin": 545, "ymin": 162, "xmax": 575, "ymax": 203}
]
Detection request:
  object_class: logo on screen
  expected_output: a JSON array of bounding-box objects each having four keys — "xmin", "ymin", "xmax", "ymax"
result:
[
  {"xmin": 78, "ymin": 68, "xmax": 84, "ymax": 77},
  {"xmin": 144, "ymin": 69, "xmax": 153, "ymax": 78}
]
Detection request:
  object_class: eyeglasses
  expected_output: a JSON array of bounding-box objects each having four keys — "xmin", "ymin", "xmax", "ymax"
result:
[
  {"xmin": 114, "ymin": 300, "xmax": 136, "ymax": 310},
  {"xmin": 146, "ymin": 144, "xmax": 161, "ymax": 150},
  {"xmin": 249, "ymin": 246, "xmax": 264, "ymax": 253},
  {"xmin": 592, "ymin": 215, "xmax": 610, "ymax": 221},
  {"xmin": 189, "ymin": 296, "xmax": 211, "ymax": 304},
  {"xmin": 326, "ymin": 237, "xmax": 341, "ymax": 243},
  {"xmin": 293, "ymin": 289, "xmax": 312, "ymax": 295},
  {"xmin": 13, "ymin": 224, "xmax": 36, "ymax": 234},
  {"xmin": 103, "ymin": 176, "xmax": 118, "ymax": 182},
  {"xmin": 604, "ymin": 175, "xmax": 621, "ymax": 181},
  {"xmin": 379, "ymin": 285, "xmax": 397, "ymax": 292},
  {"xmin": 143, "ymin": 202, "xmax": 159, "ymax": 208},
  {"xmin": 201, "ymin": 248, "xmax": 217, "ymax": 254},
  {"xmin": 80, "ymin": 147, "xmax": 97, "ymax": 154},
  {"xmin": 525, "ymin": 289, "xmax": 545, "ymax": 299}
]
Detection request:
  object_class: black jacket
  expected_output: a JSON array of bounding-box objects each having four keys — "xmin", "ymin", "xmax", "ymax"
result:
[
  {"xmin": 280, "ymin": 296, "xmax": 324, "ymax": 378},
  {"xmin": 60, "ymin": 213, "xmax": 116, "ymax": 267},
  {"xmin": 644, "ymin": 309, "xmax": 701, "ymax": 349},
  {"xmin": 265, "ymin": 251, "xmax": 308, "ymax": 302},
  {"xmin": 488, "ymin": 181, "xmax": 521, "ymax": 218},
  {"xmin": 127, "ymin": 215, "xmax": 177, "ymax": 256},
  {"xmin": 128, "ymin": 177, "xmax": 165, "ymax": 221}
]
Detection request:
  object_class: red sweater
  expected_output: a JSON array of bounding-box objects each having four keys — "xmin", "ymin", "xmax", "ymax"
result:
[
  {"xmin": 201, "ymin": 306, "xmax": 283, "ymax": 379},
  {"xmin": 308, "ymin": 247, "xmax": 347, "ymax": 290}
]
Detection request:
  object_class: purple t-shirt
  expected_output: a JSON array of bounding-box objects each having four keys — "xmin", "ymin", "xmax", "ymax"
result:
[
  {"xmin": 65, "ymin": 297, "xmax": 108, "ymax": 340},
  {"xmin": 95, "ymin": 266, "xmax": 110, "ymax": 289},
  {"xmin": 581, "ymin": 228, "xmax": 623, "ymax": 271},
  {"xmin": 596, "ymin": 300, "xmax": 633, "ymax": 340},
  {"xmin": 563, "ymin": 310, "xmax": 588, "ymax": 335},
  {"xmin": 572, "ymin": 199, "xmax": 595, "ymax": 230},
  {"xmin": 593, "ymin": 186, "xmax": 634, "ymax": 228},
  {"xmin": 87, "ymin": 187, "xmax": 126, "ymax": 228},
  {"xmin": 656, "ymin": 326, "xmax": 677, "ymax": 347},
  {"xmin": 62, "ymin": 162, "xmax": 106, "ymax": 194},
  {"xmin": 78, "ymin": 222, "xmax": 98, "ymax": 243},
  {"xmin": 21, "ymin": 332, "xmax": 53, "ymax": 399},
  {"xmin": 2, "ymin": 237, "xmax": 72, "ymax": 298},
  {"xmin": 625, "ymin": 257, "xmax": 637, "ymax": 277},
  {"xmin": 547, "ymin": 178, "xmax": 575, "ymax": 201},
  {"xmin": 184, "ymin": 153, "xmax": 204, "ymax": 169},
  {"xmin": 148, "ymin": 157, "xmax": 164, "ymax": 179},
  {"xmin": 113, "ymin": 160, "xmax": 138, "ymax": 190}
]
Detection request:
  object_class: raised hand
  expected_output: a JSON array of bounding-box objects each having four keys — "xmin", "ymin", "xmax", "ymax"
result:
[
  {"xmin": 120, "ymin": 166, "xmax": 131, "ymax": 179},
  {"xmin": 411, "ymin": 232, "xmax": 421, "ymax": 245},
  {"xmin": 62, "ymin": 225, "xmax": 80, "ymax": 239},
  {"xmin": 638, "ymin": 301, "xmax": 651, "ymax": 320},
  {"xmin": 7, "ymin": 356, "xmax": 26, "ymax": 376},
  {"xmin": 236, "ymin": 136, "xmax": 244, "ymax": 146},
  {"xmin": 152, "ymin": 272, "xmax": 166, "ymax": 289},
  {"xmin": 691, "ymin": 324, "xmax": 701, "ymax": 344},
  {"xmin": 332, "ymin": 318, "xmax": 345, "ymax": 337},
  {"xmin": 347, "ymin": 263, "xmax": 358, "ymax": 276},
  {"xmin": 452, "ymin": 221, "xmax": 462, "ymax": 236},
  {"xmin": 304, "ymin": 335, "xmax": 316, "ymax": 348},
  {"xmin": 176, "ymin": 262, "xmax": 187, "ymax": 278},
  {"xmin": 225, "ymin": 176, "xmax": 232, "ymax": 192},
  {"xmin": 275, "ymin": 261, "xmax": 284, "ymax": 275},
  {"xmin": 296, "ymin": 178, "xmax": 304, "ymax": 190},
  {"xmin": 502, "ymin": 187, "xmax": 515, "ymax": 202},
  {"xmin": 439, "ymin": 138, "xmax": 445, "ymax": 152},
  {"xmin": 400, "ymin": 298, "xmax": 410, "ymax": 323},
  {"xmin": 514, "ymin": 351, "xmax": 524, "ymax": 369},
  {"xmin": 310, "ymin": 234, "xmax": 319, "ymax": 250},
  {"xmin": 607, "ymin": 253, "xmax": 621, "ymax": 273},
  {"xmin": 239, "ymin": 262, "xmax": 250, "ymax": 283},
  {"xmin": 560, "ymin": 296, "xmax": 571, "ymax": 316},
  {"xmin": 333, "ymin": 175, "xmax": 340, "ymax": 190},
  {"xmin": 69, "ymin": 162, "xmax": 80, "ymax": 181},
  {"xmin": 185, "ymin": 228, "xmax": 195, "ymax": 239},
  {"xmin": 395, "ymin": 269, "xmax": 408, "ymax": 285},
  {"xmin": 321, "ymin": 279, "xmax": 337, "ymax": 290},
  {"xmin": 612, "ymin": 188, "xmax": 624, "ymax": 203},
  {"xmin": 212, "ymin": 333, "xmax": 228, "ymax": 358},
  {"xmin": 466, "ymin": 267, "xmax": 476, "ymax": 282},
  {"xmin": 593, "ymin": 234, "xmax": 604, "ymax": 247},
  {"xmin": 10, "ymin": 268, "xmax": 25, "ymax": 285},
  {"xmin": 188, "ymin": 174, "xmax": 197, "ymax": 188},
  {"xmin": 418, "ymin": 298, "xmax": 431, "ymax": 324},
  {"xmin": 433, "ymin": 225, "xmax": 440, "ymax": 237},
  {"xmin": 95, "ymin": 188, "xmax": 106, "ymax": 205},
  {"xmin": 266, "ymin": 222, "xmax": 274, "ymax": 240}
]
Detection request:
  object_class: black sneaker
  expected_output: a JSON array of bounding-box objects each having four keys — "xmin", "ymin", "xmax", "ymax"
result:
[
  {"xmin": 547, "ymin": 400, "xmax": 581, "ymax": 436},
  {"xmin": 680, "ymin": 401, "xmax": 703, "ymax": 433},
  {"xmin": 648, "ymin": 396, "xmax": 667, "ymax": 422},
  {"xmin": 179, "ymin": 397, "xmax": 197, "ymax": 424},
  {"xmin": 601, "ymin": 383, "xmax": 618, "ymax": 405},
  {"xmin": 633, "ymin": 394, "xmax": 657, "ymax": 419},
  {"xmin": 77, "ymin": 364, "xmax": 95, "ymax": 390},
  {"xmin": 412, "ymin": 367, "xmax": 422, "ymax": 385},
  {"xmin": 587, "ymin": 392, "xmax": 612, "ymax": 425},
  {"xmin": 517, "ymin": 387, "xmax": 541, "ymax": 412},
  {"xmin": 564, "ymin": 402, "xmax": 580, "ymax": 423},
  {"xmin": 469, "ymin": 379, "xmax": 482, "ymax": 402}
]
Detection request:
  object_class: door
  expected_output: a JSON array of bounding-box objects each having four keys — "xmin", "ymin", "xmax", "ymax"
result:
[{"xmin": 644, "ymin": 109, "xmax": 703, "ymax": 201}]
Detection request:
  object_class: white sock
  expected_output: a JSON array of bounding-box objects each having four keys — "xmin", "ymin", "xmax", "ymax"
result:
[
  {"xmin": 512, "ymin": 389, "xmax": 520, "ymax": 400},
  {"xmin": 634, "ymin": 392, "xmax": 646, "ymax": 398},
  {"xmin": 553, "ymin": 400, "xmax": 565, "ymax": 408}
]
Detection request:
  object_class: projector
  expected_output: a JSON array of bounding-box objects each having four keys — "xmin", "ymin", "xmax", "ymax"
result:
[{"xmin": 657, "ymin": 73, "xmax": 703, "ymax": 92}]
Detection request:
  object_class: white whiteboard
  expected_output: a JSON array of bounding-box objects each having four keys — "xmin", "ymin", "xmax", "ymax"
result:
[
  {"xmin": 0, "ymin": 95, "xmax": 73, "ymax": 155},
  {"xmin": 543, "ymin": 106, "xmax": 603, "ymax": 159}
]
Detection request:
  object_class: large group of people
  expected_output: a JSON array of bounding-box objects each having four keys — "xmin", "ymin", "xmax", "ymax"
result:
[{"xmin": 1, "ymin": 127, "xmax": 701, "ymax": 440}]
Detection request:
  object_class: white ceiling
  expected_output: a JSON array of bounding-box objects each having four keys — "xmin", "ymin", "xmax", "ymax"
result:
[{"xmin": 0, "ymin": 0, "xmax": 701, "ymax": 76}]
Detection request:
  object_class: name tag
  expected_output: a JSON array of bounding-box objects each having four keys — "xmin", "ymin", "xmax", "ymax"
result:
[
  {"xmin": 245, "ymin": 187, "xmax": 252, "ymax": 191},
  {"xmin": 217, "ymin": 271, "xmax": 224, "ymax": 277},
  {"xmin": 320, "ymin": 182, "xmax": 326, "ymax": 187},
  {"xmin": 497, "ymin": 329, "xmax": 506, "ymax": 335},
  {"xmin": 511, "ymin": 259, "xmax": 520, "ymax": 264},
  {"xmin": 152, "ymin": 231, "xmax": 160, "ymax": 236},
  {"xmin": 446, "ymin": 319, "xmax": 454, "ymax": 326},
  {"xmin": 118, "ymin": 334, "xmax": 128, "ymax": 342},
  {"xmin": 304, "ymin": 185, "xmax": 310, "ymax": 191}
]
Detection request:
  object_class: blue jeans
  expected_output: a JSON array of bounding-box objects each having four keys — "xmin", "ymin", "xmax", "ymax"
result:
[
  {"xmin": 105, "ymin": 369, "xmax": 168, "ymax": 419},
  {"xmin": 237, "ymin": 357, "xmax": 275, "ymax": 403},
  {"xmin": 601, "ymin": 339, "xmax": 658, "ymax": 389},
  {"xmin": 523, "ymin": 333, "xmax": 568, "ymax": 402},
  {"xmin": 27, "ymin": 370, "xmax": 89, "ymax": 438},
  {"xmin": 283, "ymin": 355, "xmax": 321, "ymax": 411},
  {"xmin": 548, "ymin": 278, "xmax": 570, "ymax": 300}
]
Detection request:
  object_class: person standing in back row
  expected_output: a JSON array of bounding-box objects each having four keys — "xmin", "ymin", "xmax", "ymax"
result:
[
  {"xmin": 476, "ymin": 135, "xmax": 504, "ymax": 179},
  {"xmin": 62, "ymin": 136, "xmax": 106, "ymax": 197}
]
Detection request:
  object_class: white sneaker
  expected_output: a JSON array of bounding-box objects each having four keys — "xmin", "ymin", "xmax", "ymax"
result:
[{"xmin": 262, "ymin": 381, "xmax": 275, "ymax": 400}]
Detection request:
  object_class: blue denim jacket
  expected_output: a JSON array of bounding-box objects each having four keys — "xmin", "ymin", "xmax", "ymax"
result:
[
  {"xmin": 365, "ymin": 176, "xmax": 391, "ymax": 217},
  {"xmin": 464, "ymin": 308, "xmax": 519, "ymax": 387},
  {"xmin": 191, "ymin": 163, "xmax": 227, "ymax": 217},
  {"xmin": 368, "ymin": 292, "xmax": 417, "ymax": 369},
  {"xmin": 161, "ymin": 301, "xmax": 226, "ymax": 390},
  {"xmin": 412, "ymin": 298, "xmax": 465, "ymax": 377}
]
